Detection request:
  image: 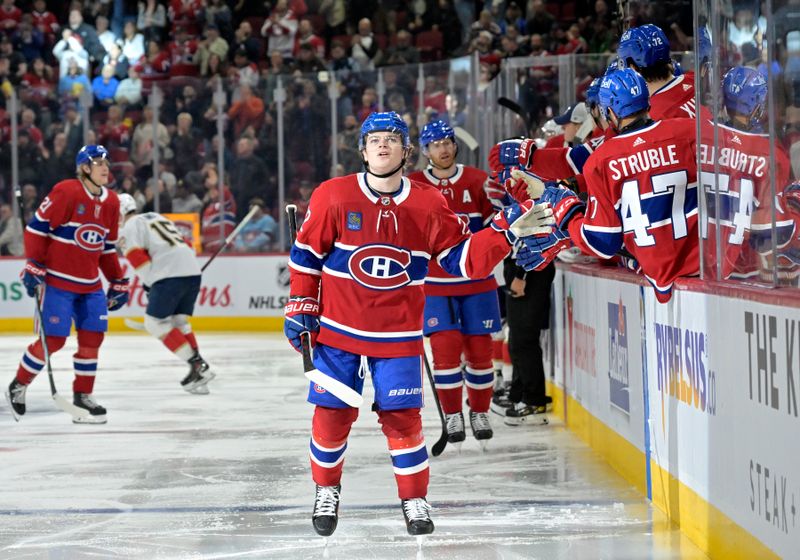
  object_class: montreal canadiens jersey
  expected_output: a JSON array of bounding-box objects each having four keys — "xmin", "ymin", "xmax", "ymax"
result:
[
  {"xmin": 25, "ymin": 179, "xmax": 124, "ymax": 293},
  {"xmin": 650, "ymin": 72, "xmax": 713, "ymax": 121},
  {"xmin": 699, "ymin": 122, "xmax": 794, "ymax": 279},
  {"xmin": 407, "ymin": 164, "xmax": 497, "ymax": 296},
  {"xmin": 570, "ymin": 118, "xmax": 700, "ymax": 302},
  {"xmin": 119, "ymin": 212, "xmax": 201, "ymax": 286},
  {"xmin": 289, "ymin": 173, "xmax": 512, "ymax": 358}
]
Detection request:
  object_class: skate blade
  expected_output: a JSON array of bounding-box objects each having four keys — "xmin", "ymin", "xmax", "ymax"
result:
[
  {"xmin": 72, "ymin": 414, "xmax": 108, "ymax": 424},
  {"xmin": 503, "ymin": 415, "xmax": 548, "ymax": 427},
  {"xmin": 5, "ymin": 391, "xmax": 20, "ymax": 422},
  {"xmin": 477, "ymin": 439, "xmax": 491, "ymax": 452},
  {"xmin": 450, "ymin": 441, "xmax": 463, "ymax": 454},
  {"xmin": 188, "ymin": 384, "xmax": 210, "ymax": 395},
  {"xmin": 183, "ymin": 371, "xmax": 216, "ymax": 393},
  {"xmin": 490, "ymin": 403, "xmax": 510, "ymax": 416}
]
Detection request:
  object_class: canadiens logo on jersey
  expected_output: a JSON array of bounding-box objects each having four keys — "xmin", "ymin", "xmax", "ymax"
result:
[
  {"xmin": 347, "ymin": 244, "xmax": 412, "ymax": 290},
  {"xmin": 74, "ymin": 223, "xmax": 107, "ymax": 251}
]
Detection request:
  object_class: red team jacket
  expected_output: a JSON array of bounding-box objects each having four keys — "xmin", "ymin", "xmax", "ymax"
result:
[
  {"xmin": 569, "ymin": 118, "xmax": 700, "ymax": 302},
  {"xmin": 25, "ymin": 180, "xmax": 125, "ymax": 293},
  {"xmin": 699, "ymin": 121, "xmax": 794, "ymax": 279},
  {"xmin": 406, "ymin": 164, "xmax": 497, "ymax": 296},
  {"xmin": 289, "ymin": 174, "xmax": 512, "ymax": 357}
]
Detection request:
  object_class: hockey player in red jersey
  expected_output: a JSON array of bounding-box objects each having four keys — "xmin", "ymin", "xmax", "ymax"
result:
[
  {"xmin": 284, "ymin": 112, "xmax": 555, "ymax": 538},
  {"xmin": 618, "ymin": 24, "xmax": 712, "ymax": 121},
  {"xmin": 5, "ymin": 145, "xmax": 129, "ymax": 424},
  {"xmin": 407, "ymin": 120, "xmax": 499, "ymax": 449},
  {"xmin": 118, "ymin": 194, "xmax": 215, "ymax": 394},
  {"xmin": 699, "ymin": 66, "xmax": 795, "ymax": 281},
  {"xmin": 514, "ymin": 69, "xmax": 701, "ymax": 303}
]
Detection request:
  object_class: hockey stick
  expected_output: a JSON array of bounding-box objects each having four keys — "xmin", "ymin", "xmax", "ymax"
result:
[
  {"xmin": 422, "ymin": 353, "xmax": 448, "ymax": 457},
  {"xmin": 498, "ymin": 97, "xmax": 533, "ymax": 135},
  {"xmin": 123, "ymin": 205, "xmax": 261, "ymax": 332},
  {"xmin": 14, "ymin": 190, "xmax": 90, "ymax": 420},
  {"xmin": 285, "ymin": 204, "xmax": 364, "ymax": 408}
]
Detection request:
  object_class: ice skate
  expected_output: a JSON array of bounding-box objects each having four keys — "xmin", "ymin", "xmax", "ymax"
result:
[
  {"xmin": 469, "ymin": 411, "xmax": 493, "ymax": 450},
  {"xmin": 401, "ymin": 497, "xmax": 434, "ymax": 538},
  {"xmin": 181, "ymin": 354, "xmax": 216, "ymax": 394},
  {"xmin": 312, "ymin": 484, "xmax": 341, "ymax": 537},
  {"xmin": 6, "ymin": 379, "xmax": 27, "ymax": 421},
  {"xmin": 445, "ymin": 412, "xmax": 465, "ymax": 451},
  {"xmin": 72, "ymin": 392, "xmax": 107, "ymax": 424},
  {"xmin": 504, "ymin": 402, "xmax": 548, "ymax": 426},
  {"xmin": 490, "ymin": 390, "xmax": 513, "ymax": 416}
]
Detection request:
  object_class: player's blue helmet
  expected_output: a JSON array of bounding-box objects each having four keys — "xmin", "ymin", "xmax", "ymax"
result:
[
  {"xmin": 618, "ymin": 24, "xmax": 671, "ymax": 68},
  {"xmin": 598, "ymin": 68, "xmax": 650, "ymax": 121},
  {"xmin": 605, "ymin": 57, "xmax": 622, "ymax": 75},
  {"xmin": 419, "ymin": 120, "xmax": 455, "ymax": 151},
  {"xmin": 359, "ymin": 111, "xmax": 410, "ymax": 150},
  {"xmin": 76, "ymin": 144, "xmax": 109, "ymax": 168},
  {"xmin": 672, "ymin": 58, "xmax": 684, "ymax": 76},
  {"xmin": 722, "ymin": 66, "xmax": 767, "ymax": 123},
  {"xmin": 586, "ymin": 78, "xmax": 602, "ymax": 109}
]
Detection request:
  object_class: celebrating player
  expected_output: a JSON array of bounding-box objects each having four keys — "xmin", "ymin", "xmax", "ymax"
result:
[
  {"xmin": 284, "ymin": 111, "xmax": 554, "ymax": 538},
  {"xmin": 407, "ymin": 120, "xmax": 499, "ymax": 449},
  {"xmin": 514, "ymin": 69, "xmax": 701, "ymax": 302},
  {"xmin": 699, "ymin": 66, "xmax": 795, "ymax": 281},
  {"xmin": 118, "ymin": 194, "xmax": 216, "ymax": 394},
  {"xmin": 6, "ymin": 145, "xmax": 129, "ymax": 424}
]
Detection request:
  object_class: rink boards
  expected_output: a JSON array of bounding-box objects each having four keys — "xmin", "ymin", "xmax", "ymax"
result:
[
  {"xmin": 0, "ymin": 255, "xmax": 291, "ymax": 331},
  {"xmin": 544, "ymin": 263, "xmax": 800, "ymax": 559}
]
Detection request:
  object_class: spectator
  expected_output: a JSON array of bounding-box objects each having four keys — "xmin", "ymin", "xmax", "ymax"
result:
[
  {"xmin": 317, "ymin": 0, "xmax": 346, "ymax": 47},
  {"xmin": 67, "ymin": 8, "xmax": 106, "ymax": 62},
  {"xmin": 40, "ymin": 131, "xmax": 74, "ymax": 186},
  {"xmin": 351, "ymin": 18, "xmax": 382, "ymax": 70},
  {"xmin": 20, "ymin": 56, "xmax": 55, "ymax": 106},
  {"xmin": 19, "ymin": 107, "xmax": 43, "ymax": 146},
  {"xmin": 120, "ymin": 20, "xmax": 146, "ymax": 64},
  {"xmin": 230, "ymin": 136, "xmax": 270, "ymax": 216},
  {"xmin": 200, "ymin": 162, "xmax": 236, "ymax": 253},
  {"xmin": 261, "ymin": 0, "xmax": 297, "ymax": 60},
  {"xmin": 384, "ymin": 30, "xmax": 420, "ymax": 66},
  {"xmin": 171, "ymin": 178, "xmax": 203, "ymax": 213},
  {"xmin": 195, "ymin": 23, "xmax": 228, "ymax": 77},
  {"xmin": 31, "ymin": 0, "xmax": 59, "ymax": 47},
  {"xmin": 142, "ymin": 177, "xmax": 173, "ymax": 213},
  {"xmin": 204, "ymin": 0, "xmax": 233, "ymax": 41},
  {"xmin": 329, "ymin": 39, "xmax": 360, "ymax": 87},
  {"xmin": 19, "ymin": 182, "xmax": 39, "ymax": 223},
  {"xmin": 103, "ymin": 42, "xmax": 130, "ymax": 80},
  {"xmin": 131, "ymin": 104, "xmax": 172, "ymax": 170},
  {"xmin": 525, "ymin": 0, "xmax": 555, "ymax": 37},
  {"xmin": 226, "ymin": 83, "xmax": 264, "ymax": 137},
  {"xmin": 233, "ymin": 197, "xmax": 276, "ymax": 252},
  {"xmin": 0, "ymin": 202, "xmax": 23, "ymax": 256},
  {"xmin": 115, "ymin": 65, "xmax": 143, "ymax": 106},
  {"xmin": 14, "ymin": 20, "xmax": 45, "ymax": 64},
  {"xmin": 167, "ymin": 25, "xmax": 198, "ymax": 77},
  {"xmin": 52, "ymin": 29, "xmax": 89, "ymax": 77},
  {"xmin": 229, "ymin": 46, "xmax": 259, "ymax": 97},
  {"xmin": 428, "ymin": 0, "xmax": 463, "ymax": 56},
  {"xmin": 168, "ymin": 0, "xmax": 203, "ymax": 36},
  {"xmin": 171, "ymin": 111, "xmax": 201, "ymax": 179},
  {"xmin": 97, "ymin": 104, "xmax": 131, "ymax": 148},
  {"xmin": 293, "ymin": 18, "xmax": 324, "ymax": 60},
  {"xmin": 0, "ymin": 31, "xmax": 24, "ymax": 76},
  {"xmin": 290, "ymin": 43, "xmax": 326, "ymax": 74},
  {"xmin": 728, "ymin": 8, "xmax": 759, "ymax": 49},
  {"xmin": 0, "ymin": 0, "xmax": 21, "ymax": 36},
  {"xmin": 137, "ymin": 0, "xmax": 167, "ymax": 43},
  {"xmin": 336, "ymin": 114, "xmax": 362, "ymax": 173},
  {"xmin": 95, "ymin": 15, "xmax": 117, "ymax": 53},
  {"xmin": 232, "ymin": 20, "xmax": 261, "ymax": 63},
  {"xmin": 500, "ymin": 34, "xmax": 524, "ymax": 58},
  {"xmin": 470, "ymin": 9, "xmax": 501, "ymax": 44},
  {"xmin": 92, "ymin": 63, "xmax": 120, "ymax": 106},
  {"xmin": 499, "ymin": 1, "xmax": 526, "ymax": 36},
  {"xmin": 556, "ymin": 24, "xmax": 588, "ymax": 55},
  {"xmin": 58, "ymin": 58, "xmax": 91, "ymax": 99},
  {"xmin": 60, "ymin": 101, "xmax": 84, "ymax": 154},
  {"xmin": 17, "ymin": 130, "xmax": 43, "ymax": 187},
  {"xmin": 134, "ymin": 39, "xmax": 171, "ymax": 83},
  {"xmin": 356, "ymin": 86, "xmax": 378, "ymax": 122}
]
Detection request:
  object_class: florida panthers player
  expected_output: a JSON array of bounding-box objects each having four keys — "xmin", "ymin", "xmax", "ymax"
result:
[
  {"xmin": 514, "ymin": 69, "xmax": 701, "ymax": 302},
  {"xmin": 700, "ymin": 66, "xmax": 794, "ymax": 281},
  {"xmin": 406, "ymin": 120, "xmax": 499, "ymax": 449},
  {"xmin": 6, "ymin": 145, "xmax": 129, "ymax": 424},
  {"xmin": 118, "ymin": 194, "xmax": 215, "ymax": 394},
  {"xmin": 284, "ymin": 112, "xmax": 554, "ymax": 538}
]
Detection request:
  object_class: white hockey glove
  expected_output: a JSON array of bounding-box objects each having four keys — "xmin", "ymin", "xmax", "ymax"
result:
[{"xmin": 490, "ymin": 199, "xmax": 555, "ymax": 243}]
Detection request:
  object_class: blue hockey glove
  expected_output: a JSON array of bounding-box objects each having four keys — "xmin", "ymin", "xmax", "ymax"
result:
[
  {"xmin": 283, "ymin": 296, "xmax": 320, "ymax": 353},
  {"xmin": 21, "ymin": 260, "xmax": 46, "ymax": 297},
  {"xmin": 490, "ymin": 199, "xmax": 555, "ymax": 244},
  {"xmin": 518, "ymin": 229, "xmax": 572, "ymax": 271},
  {"xmin": 107, "ymin": 278, "xmax": 130, "ymax": 311},
  {"xmin": 539, "ymin": 185, "xmax": 586, "ymax": 230}
]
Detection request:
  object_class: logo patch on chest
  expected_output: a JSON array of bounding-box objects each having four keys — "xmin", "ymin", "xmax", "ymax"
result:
[
  {"xmin": 347, "ymin": 244, "xmax": 412, "ymax": 290},
  {"xmin": 347, "ymin": 212, "xmax": 362, "ymax": 231}
]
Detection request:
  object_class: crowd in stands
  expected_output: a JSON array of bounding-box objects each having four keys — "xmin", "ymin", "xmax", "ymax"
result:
[{"xmin": 0, "ymin": 0, "xmax": 797, "ymax": 256}]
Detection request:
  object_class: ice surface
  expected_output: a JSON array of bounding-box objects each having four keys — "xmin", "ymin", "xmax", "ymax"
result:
[{"xmin": 0, "ymin": 334, "xmax": 708, "ymax": 559}]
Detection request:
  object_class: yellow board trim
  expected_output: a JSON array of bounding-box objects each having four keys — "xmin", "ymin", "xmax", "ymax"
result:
[
  {"xmin": 545, "ymin": 380, "xmax": 779, "ymax": 560},
  {"xmin": 0, "ymin": 317, "xmax": 285, "ymax": 333}
]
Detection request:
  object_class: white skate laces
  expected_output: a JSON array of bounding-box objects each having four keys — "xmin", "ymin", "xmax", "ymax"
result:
[
  {"xmin": 470, "ymin": 411, "xmax": 491, "ymax": 432},
  {"xmin": 446, "ymin": 413, "xmax": 464, "ymax": 434},
  {"xmin": 9, "ymin": 382, "xmax": 26, "ymax": 403},
  {"xmin": 402, "ymin": 498, "xmax": 432, "ymax": 522},
  {"xmin": 313, "ymin": 486, "xmax": 340, "ymax": 518}
]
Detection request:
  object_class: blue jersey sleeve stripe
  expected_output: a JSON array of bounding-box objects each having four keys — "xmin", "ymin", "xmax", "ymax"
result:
[
  {"xmin": 290, "ymin": 245, "xmax": 323, "ymax": 273},
  {"xmin": 581, "ymin": 228, "xmax": 621, "ymax": 259}
]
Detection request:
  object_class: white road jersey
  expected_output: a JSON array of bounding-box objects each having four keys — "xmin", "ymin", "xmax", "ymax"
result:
[{"xmin": 119, "ymin": 212, "xmax": 201, "ymax": 286}]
